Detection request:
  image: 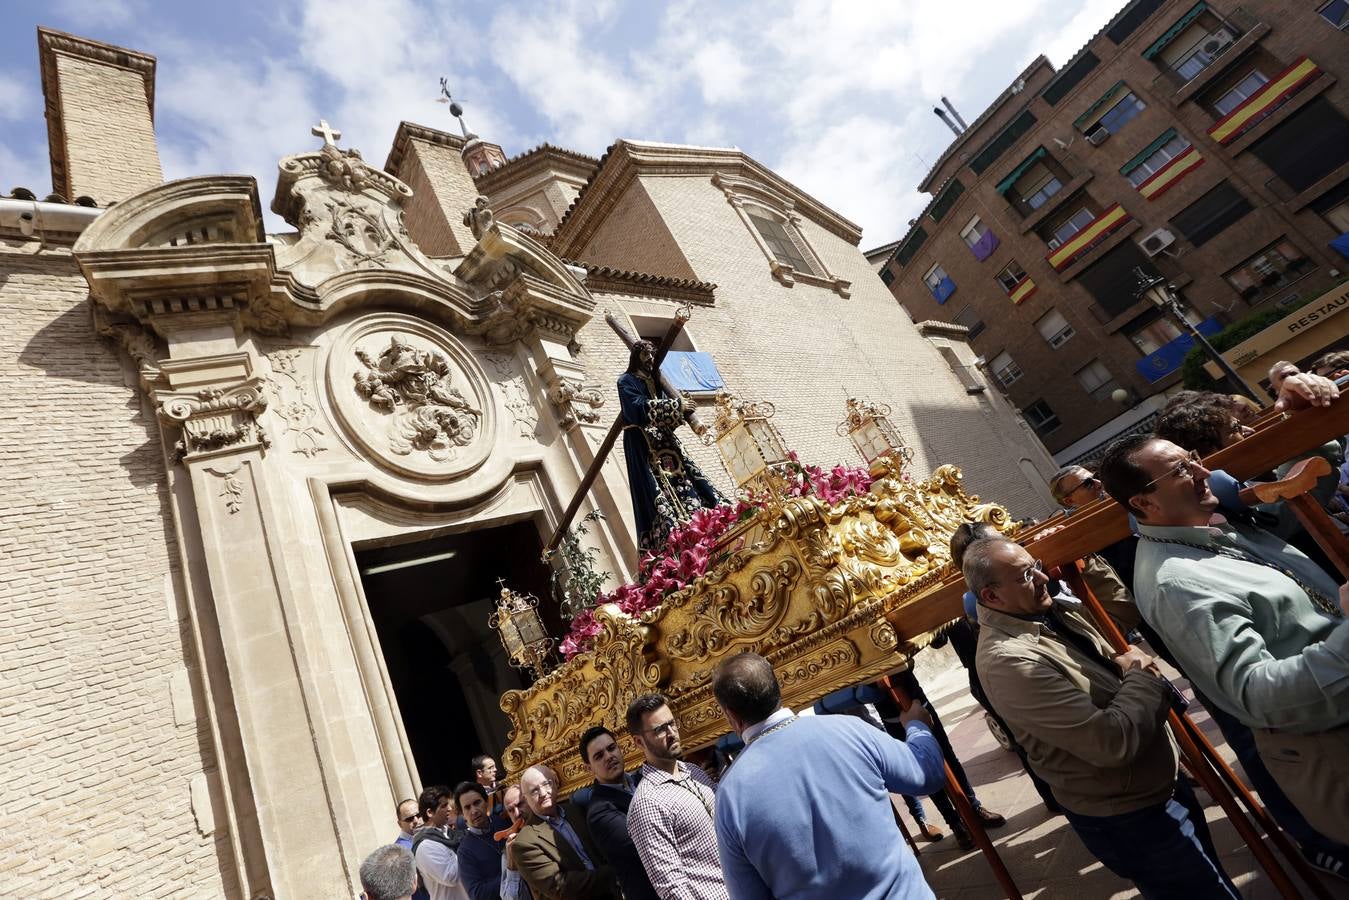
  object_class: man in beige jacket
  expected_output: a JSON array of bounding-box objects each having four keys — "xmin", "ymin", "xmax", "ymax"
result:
[{"xmin": 963, "ymin": 536, "xmax": 1238, "ymax": 898}]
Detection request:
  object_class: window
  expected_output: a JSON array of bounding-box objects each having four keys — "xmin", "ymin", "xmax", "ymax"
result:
[
  {"xmin": 1171, "ymin": 181, "xmax": 1253, "ymax": 247},
  {"xmin": 1019, "ymin": 166, "xmax": 1064, "ymax": 211},
  {"xmin": 880, "ymin": 268, "xmax": 895, "ymax": 286},
  {"xmin": 1224, "ymin": 238, "xmax": 1314, "ymax": 303},
  {"xmin": 1318, "ymin": 0, "xmax": 1349, "ymax": 29},
  {"xmin": 1126, "ymin": 135, "xmax": 1191, "ymax": 187},
  {"xmin": 1024, "ymin": 400, "xmax": 1062, "ymax": 435},
  {"xmin": 1125, "ymin": 309, "xmax": 1201, "ymax": 355},
  {"xmin": 1076, "ymin": 360, "xmax": 1120, "ymax": 401},
  {"xmin": 1036, "ymin": 309, "xmax": 1075, "ymax": 348},
  {"xmin": 1091, "ymin": 92, "xmax": 1146, "ymax": 137},
  {"xmin": 924, "ymin": 263, "xmax": 956, "ymax": 303},
  {"xmin": 996, "ymin": 260, "xmax": 1029, "ymax": 293},
  {"xmin": 960, "ymin": 216, "xmax": 991, "ymax": 248},
  {"xmin": 1214, "ymin": 71, "xmax": 1269, "ymax": 116},
  {"xmin": 1252, "ymin": 98, "xmax": 1349, "ymax": 193},
  {"xmin": 1165, "ymin": 25, "xmax": 1243, "ymax": 80},
  {"xmin": 747, "ymin": 211, "xmax": 816, "ymax": 274},
  {"xmin": 1051, "ymin": 209, "xmax": 1097, "ymax": 247},
  {"xmin": 1078, "ymin": 244, "xmax": 1157, "ymax": 317},
  {"xmin": 991, "ymin": 351, "xmax": 1024, "ymax": 386},
  {"xmin": 953, "ymin": 305, "xmax": 985, "ymax": 339}
]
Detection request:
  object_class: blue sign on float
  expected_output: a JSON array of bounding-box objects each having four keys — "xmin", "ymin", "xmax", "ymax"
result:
[
  {"xmin": 661, "ymin": 351, "xmax": 726, "ymax": 392},
  {"xmin": 1135, "ymin": 316, "xmax": 1224, "ymax": 383}
]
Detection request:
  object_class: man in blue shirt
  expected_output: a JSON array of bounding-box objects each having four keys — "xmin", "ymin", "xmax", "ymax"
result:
[{"xmin": 712, "ymin": 652, "xmax": 945, "ymax": 900}]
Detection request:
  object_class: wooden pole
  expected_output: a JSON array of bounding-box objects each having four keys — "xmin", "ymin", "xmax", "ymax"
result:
[
  {"xmin": 1236, "ymin": 456, "xmax": 1349, "ymax": 580},
  {"xmin": 878, "ymin": 674, "xmax": 1024, "ymax": 900},
  {"xmin": 1057, "ymin": 562, "xmax": 1321, "ymax": 900},
  {"xmin": 543, "ymin": 312, "xmax": 693, "ymax": 554}
]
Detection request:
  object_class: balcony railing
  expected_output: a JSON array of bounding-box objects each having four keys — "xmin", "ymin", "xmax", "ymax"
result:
[{"xmin": 1150, "ymin": 6, "xmax": 1260, "ymax": 91}]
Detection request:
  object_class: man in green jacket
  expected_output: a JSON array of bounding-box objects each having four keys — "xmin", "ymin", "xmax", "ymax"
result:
[
  {"xmin": 963, "ymin": 536, "xmax": 1238, "ymax": 897},
  {"xmin": 1100, "ymin": 433, "xmax": 1349, "ymax": 841}
]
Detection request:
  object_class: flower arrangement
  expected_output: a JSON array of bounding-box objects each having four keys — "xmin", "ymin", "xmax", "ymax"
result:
[{"xmin": 557, "ymin": 454, "xmax": 880, "ymax": 660}]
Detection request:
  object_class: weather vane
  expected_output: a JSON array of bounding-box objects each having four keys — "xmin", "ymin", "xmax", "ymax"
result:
[{"xmin": 437, "ymin": 77, "xmax": 474, "ymax": 140}]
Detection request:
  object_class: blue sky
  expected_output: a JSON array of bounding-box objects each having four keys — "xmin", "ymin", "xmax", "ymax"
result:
[{"xmin": 0, "ymin": 0, "xmax": 1124, "ymax": 245}]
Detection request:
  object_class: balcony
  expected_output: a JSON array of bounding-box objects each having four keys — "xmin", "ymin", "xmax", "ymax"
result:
[
  {"xmin": 1149, "ymin": 6, "xmax": 1266, "ymax": 102},
  {"xmin": 1016, "ymin": 172, "xmax": 1094, "ymax": 234},
  {"xmin": 1135, "ymin": 316, "xmax": 1224, "ymax": 383},
  {"xmin": 1043, "ymin": 204, "xmax": 1134, "ymax": 273}
]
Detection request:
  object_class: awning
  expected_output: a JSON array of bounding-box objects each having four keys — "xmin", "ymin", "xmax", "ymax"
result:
[
  {"xmin": 1073, "ymin": 80, "xmax": 1127, "ymax": 131},
  {"xmin": 1142, "ymin": 2, "xmax": 1207, "ymax": 60},
  {"xmin": 1121, "ymin": 128, "xmax": 1180, "ymax": 175},
  {"xmin": 995, "ymin": 147, "xmax": 1048, "ymax": 196}
]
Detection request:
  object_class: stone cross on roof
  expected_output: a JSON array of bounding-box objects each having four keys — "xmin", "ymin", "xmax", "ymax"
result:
[{"xmin": 311, "ymin": 119, "xmax": 341, "ymax": 146}]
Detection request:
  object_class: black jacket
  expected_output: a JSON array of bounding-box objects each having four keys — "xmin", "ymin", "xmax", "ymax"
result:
[{"xmin": 579, "ymin": 776, "xmax": 659, "ymax": 900}]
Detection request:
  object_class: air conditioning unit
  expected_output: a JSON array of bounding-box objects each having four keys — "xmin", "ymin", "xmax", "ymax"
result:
[
  {"xmin": 1140, "ymin": 228, "xmax": 1176, "ymax": 257},
  {"xmin": 1202, "ymin": 30, "xmax": 1237, "ymax": 55},
  {"xmin": 1087, "ymin": 126, "xmax": 1110, "ymax": 146}
]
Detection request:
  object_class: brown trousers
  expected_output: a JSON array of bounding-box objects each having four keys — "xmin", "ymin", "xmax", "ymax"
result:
[{"xmin": 1254, "ymin": 725, "xmax": 1349, "ymax": 842}]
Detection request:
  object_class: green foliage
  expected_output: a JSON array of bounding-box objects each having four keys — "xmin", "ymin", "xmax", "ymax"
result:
[
  {"xmin": 548, "ymin": 510, "xmax": 610, "ymax": 620},
  {"xmin": 1180, "ymin": 294, "xmax": 1318, "ymax": 390}
]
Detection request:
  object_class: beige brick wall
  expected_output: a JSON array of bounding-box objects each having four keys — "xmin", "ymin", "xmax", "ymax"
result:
[
  {"xmin": 0, "ymin": 244, "xmax": 231, "ymax": 896},
  {"xmin": 53, "ymin": 54, "xmax": 162, "ymax": 204},
  {"xmin": 575, "ymin": 180, "xmax": 698, "ymax": 280},
  {"xmin": 575, "ymin": 172, "xmax": 1056, "ymax": 518},
  {"xmin": 396, "ymin": 140, "xmax": 484, "ymax": 259}
]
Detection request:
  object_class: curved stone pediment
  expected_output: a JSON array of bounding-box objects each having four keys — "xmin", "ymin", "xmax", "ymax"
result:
[{"xmin": 74, "ymin": 175, "xmax": 266, "ymax": 253}]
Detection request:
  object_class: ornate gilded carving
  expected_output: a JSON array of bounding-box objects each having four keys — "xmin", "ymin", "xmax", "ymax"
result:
[
  {"xmin": 265, "ymin": 348, "xmax": 327, "ymax": 457},
  {"xmin": 353, "ymin": 335, "xmax": 481, "ymax": 461},
  {"xmin": 500, "ymin": 462, "xmax": 1011, "ymax": 794}
]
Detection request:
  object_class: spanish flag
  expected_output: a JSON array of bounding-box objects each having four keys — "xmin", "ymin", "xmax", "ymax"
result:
[
  {"xmin": 1208, "ymin": 57, "xmax": 1321, "ymax": 146},
  {"xmin": 1009, "ymin": 278, "xmax": 1037, "ymax": 305},
  {"xmin": 1137, "ymin": 146, "xmax": 1204, "ymax": 200},
  {"xmin": 1046, "ymin": 204, "xmax": 1131, "ymax": 272}
]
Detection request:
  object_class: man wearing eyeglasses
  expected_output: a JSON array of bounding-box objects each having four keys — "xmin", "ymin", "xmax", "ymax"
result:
[
  {"xmin": 395, "ymin": 798, "xmax": 431, "ymax": 900},
  {"xmin": 624, "ymin": 694, "xmax": 728, "ymax": 900},
  {"xmin": 962, "ymin": 536, "xmax": 1239, "ymax": 897},
  {"xmin": 1101, "ymin": 433, "xmax": 1349, "ymax": 841},
  {"xmin": 514, "ymin": 764, "xmax": 619, "ymax": 900}
]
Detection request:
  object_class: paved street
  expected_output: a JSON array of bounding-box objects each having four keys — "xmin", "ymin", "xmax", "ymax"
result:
[{"xmin": 907, "ymin": 653, "xmax": 1349, "ymax": 899}]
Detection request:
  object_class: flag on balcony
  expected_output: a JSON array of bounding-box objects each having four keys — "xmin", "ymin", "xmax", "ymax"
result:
[
  {"xmin": 1137, "ymin": 146, "xmax": 1204, "ymax": 200},
  {"xmin": 929, "ymin": 275, "xmax": 957, "ymax": 304},
  {"xmin": 1008, "ymin": 277, "xmax": 1037, "ymax": 305},
  {"xmin": 1046, "ymin": 204, "xmax": 1131, "ymax": 271},
  {"xmin": 968, "ymin": 228, "xmax": 1001, "ymax": 261},
  {"xmin": 1208, "ymin": 57, "xmax": 1321, "ymax": 145},
  {"xmin": 1135, "ymin": 316, "xmax": 1224, "ymax": 383}
]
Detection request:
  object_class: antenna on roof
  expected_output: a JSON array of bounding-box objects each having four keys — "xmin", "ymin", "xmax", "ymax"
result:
[{"xmin": 940, "ymin": 96, "xmax": 970, "ymax": 131}]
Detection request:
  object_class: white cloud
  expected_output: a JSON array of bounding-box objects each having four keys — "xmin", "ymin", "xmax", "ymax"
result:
[
  {"xmin": 0, "ymin": 73, "xmax": 33, "ymax": 122},
  {"xmin": 1037, "ymin": 0, "xmax": 1126, "ymax": 65}
]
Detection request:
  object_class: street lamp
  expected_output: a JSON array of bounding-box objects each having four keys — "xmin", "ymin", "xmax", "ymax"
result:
[
  {"xmin": 490, "ymin": 585, "xmax": 553, "ymax": 680},
  {"xmin": 837, "ymin": 397, "xmax": 915, "ymax": 478},
  {"xmin": 1131, "ymin": 267, "xmax": 1261, "ymax": 402}
]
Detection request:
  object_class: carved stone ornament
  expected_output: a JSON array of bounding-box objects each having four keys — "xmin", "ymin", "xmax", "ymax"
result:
[
  {"xmin": 327, "ymin": 314, "xmax": 495, "ymax": 480},
  {"xmin": 484, "ymin": 353, "xmax": 539, "ymax": 439},
  {"xmin": 158, "ymin": 380, "xmax": 270, "ymax": 459},
  {"xmin": 264, "ymin": 347, "xmax": 327, "ymax": 457},
  {"xmin": 549, "ymin": 377, "xmax": 605, "ymax": 431},
  {"xmin": 499, "ymin": 462, "xmax": 1015, "ymax": 793}
]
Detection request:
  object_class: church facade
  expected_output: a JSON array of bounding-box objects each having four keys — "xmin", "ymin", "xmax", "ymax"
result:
[{"xmin": 1, "ymin": 29, "xmax": 1057, "ymax": 897}]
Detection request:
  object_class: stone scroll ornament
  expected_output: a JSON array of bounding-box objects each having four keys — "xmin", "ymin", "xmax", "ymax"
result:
[{"xmin": 353, "ymin": 335, "xmax": 482, "ymax": 461}]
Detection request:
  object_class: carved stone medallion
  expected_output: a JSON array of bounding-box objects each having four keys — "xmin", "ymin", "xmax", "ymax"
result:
[{"xmin": 327, "ymin": 314, "xmax": 495, "ymax": 479}]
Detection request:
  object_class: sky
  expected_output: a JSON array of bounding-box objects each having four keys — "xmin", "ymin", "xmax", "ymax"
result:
[{"xmin": 0, "ymin": 0, "xmax": 1127, "ymax": 247}]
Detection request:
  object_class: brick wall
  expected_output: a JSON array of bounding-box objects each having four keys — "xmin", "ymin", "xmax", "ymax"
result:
[
  {"xmin": 574, "ymin": 172, "xmax": 1056, "ymax": 518},
  {"xmin": 575, "ymin": 181, "xmax": 699, "ymax": 280},
  {"xmin": 394, "ymin": 140, "xmax": 482, "ymax": 258},
  {"xmin": 0, "ymin": 244, "xmax": 231, "ymax": 896},
  {"xmin": 53, "ymin": 54, "xmax": 162, "ymax": 204}
]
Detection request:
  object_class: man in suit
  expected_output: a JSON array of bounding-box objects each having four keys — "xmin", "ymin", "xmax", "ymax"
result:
[
  {"xmin": 514, "ymin": 764, "xmax": 619, "ymax": 900},
  {"xmin": 577, "ymin": 726, "xmax": 658, "ymax": 900}
]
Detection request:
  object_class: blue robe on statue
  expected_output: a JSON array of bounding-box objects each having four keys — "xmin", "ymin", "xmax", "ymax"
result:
[{"xmin": 618, "ymin": 371, "xmax": 722, "ymax": 553}]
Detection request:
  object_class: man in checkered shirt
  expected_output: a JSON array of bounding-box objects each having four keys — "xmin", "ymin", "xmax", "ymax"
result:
[{"xmin": 625, "ymin": 694, "xmax": 730, "ymax": 900}]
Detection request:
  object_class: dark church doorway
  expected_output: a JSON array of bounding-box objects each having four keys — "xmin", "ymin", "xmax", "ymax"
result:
[{"xmin": 356, "ymin": 519, "xmax": 559, "ymax": 789}]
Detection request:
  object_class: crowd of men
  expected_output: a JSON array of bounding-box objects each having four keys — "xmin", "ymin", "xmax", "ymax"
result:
[{"xmin": 357, "ymin": 358, "xmax": 1349, "ymax": 900}]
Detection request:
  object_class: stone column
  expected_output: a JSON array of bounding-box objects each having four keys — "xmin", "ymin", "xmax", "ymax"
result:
[{"xmin": 155, "ymin": 351, "xmax": 350, "ymax": 898}]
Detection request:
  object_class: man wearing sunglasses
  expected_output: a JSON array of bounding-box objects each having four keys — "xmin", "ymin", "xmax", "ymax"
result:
[
  {"xmin": 1102, "ymin": 433, "xmax": 1349, "ymax": 842},
  {"xmin": 963, "ymin": 536, "xmax": 1239, "ymax": 897}
]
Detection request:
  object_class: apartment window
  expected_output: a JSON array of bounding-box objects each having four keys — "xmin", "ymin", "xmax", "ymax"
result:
[
  {"xmin": 995, "ymin": 260, "xmax": 1029, "ymax": 293},
  {"xmin": 880, "ymin": 268, "xmax": 895, "ymax": 286},
  {"xmin": 1214, "ymin": 71, "xmax": 1269, "ymax": 116},
  {"xmin": 1224, "ymin": 238, "xmax": 1314, "ymax": 303},
  {"xmin": 1076, "ymin": 360, "xmax": 1120, "ymax": 402},
  {"xmin": 1126, "ymin": 309, "xmax": 1201, "ymax": 355},
  {"xmin": 960, "ymin": 216, "xmax": 991, "ymax": 248},
  {"xmin": 953, "ymin": 305, "xmax": 986, "ymax": 339},
  {"xmin": 1171, "ymin": 181, "xmax": 1253, "ymax": 247},
  {"xmin": 1164, "ymin": 24, "xmax": 1242, "ymax": 80},
  {"xmin": 1318, "ymin": 0, "xmax": 1349, "ymax": 29},
  {"xmin": 1024, "ymin": 400, "xmax": 1062, "ymax": 435},
  {"xmin": 1126, "ymin": 135, "xmax": 1191, "ymax": 187},
  {"xmin": 991, "ymin": 351, "xmax": 1024, "ymax": 387},
  {"xmin": 1252, "ymin": 98, "xmax": 1349, "ymax": 193},
  {"xmin": 924, "ymin": 263, "xmax": 956, "ymax": 303},
  {"xmin": 1051, "ymin": 209, "xmax": 1097, "ymax": 247},
  {"xmin": 747, "ymin": 210, "xmax": 816, "ymax": 274},
  {"xmin": 1019, "ymin": 166, "xmax": 1064, "ymax": 211},
  {"xmin": 1036, "ymin": 309, "xmax": 1075, "ymax": 348},
  {"xmin": 1092, "ymin": 92, "xmax": 1146, "ymax": 137}
]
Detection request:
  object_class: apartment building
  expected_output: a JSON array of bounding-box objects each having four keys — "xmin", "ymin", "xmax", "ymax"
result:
[{"xmin": 875, "ymin": 0, "xmax": 1349, "ymax": 458}]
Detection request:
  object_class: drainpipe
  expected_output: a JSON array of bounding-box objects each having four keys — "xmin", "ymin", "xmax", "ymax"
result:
[{"xmin": 0, "ymin": 197, "xmax": 103, "ymax": 242}]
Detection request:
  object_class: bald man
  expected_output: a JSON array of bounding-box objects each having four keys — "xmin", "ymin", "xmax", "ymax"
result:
[{"xmin": 512, "ymin": 765, "xmax": 619, "ymax": 900}]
